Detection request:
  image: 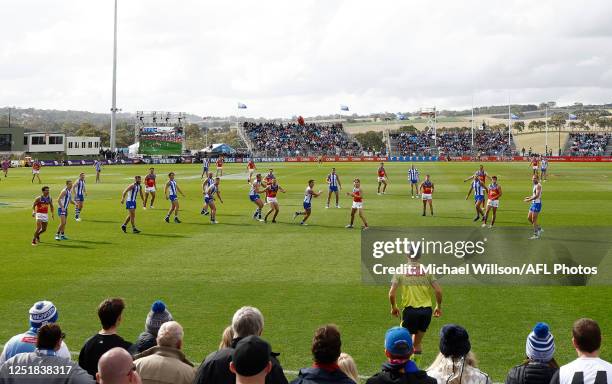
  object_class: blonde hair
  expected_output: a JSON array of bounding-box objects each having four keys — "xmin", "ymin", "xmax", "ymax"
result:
[
  {"xmin": 338, "ymin": 352, "xmax": 359, "ymax": 383},
  {"xmin": 219, "ymin": 326, "xmax": 234, "ymax": 350}
]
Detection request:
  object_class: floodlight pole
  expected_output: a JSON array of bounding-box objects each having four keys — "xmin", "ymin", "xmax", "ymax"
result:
[
  {"xmin": 471, "ymin": 95, "xmax": 474, "ymax": 151},
  {"xmin": 507, "ymin": 97, "xmax": 511, "ymax": 155},
  {"xmin": 110, "ymin": 0, "xmax": 118, "ymax": 151},
  {"xmin": 545, "ymin": 104, "xmax": 548, "ymax": 153}
]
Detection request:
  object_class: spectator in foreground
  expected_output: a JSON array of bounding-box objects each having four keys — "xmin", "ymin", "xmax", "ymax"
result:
[
  {"xmin": 0, "ymin": 324, "xmax": 94, "ymax": 384},
  {"xmin": 550, "ymin": 318, "xmax": 612, "ymax": 384},
  {"xmin": 79, "ymin": 298, "xmax": 133, "ymax": 377},
  {"xmin": 505, "ymin": 322, "xmax": 558, "ymax": 384},
  {"xmin": 229, "ymin": 336, "xmax": 273, "ymax": 384},
  {"xmin": 193, "ymin": 306, "xmax": 288, "ymax": 384},
  {"xmin": 133, "ymin": 321, "xmax": 194, "ymax": 384},
  {"xmin": 366, "ymin": 326, "xmax": 436, "ymax": 384},
  {"xmin": 291, "ymin": 324, "xmax": 355, "ymax": 384},
  {"xmin": 97, "ymin": 347, "xmax": 142, "ymax": 384},
  {"xmin": 133, "ymin": 300, "xmax": 173, "ymax": 354},
  {"xmin": 0, "ymin": 300, "xmax": 72, "ymax": 364},
  {"xmin": 338, "ymin": 353, "xmax": 359, "ymax": 383},
  {"xmin": 427, "ymin": 325, "xmax": 491, "ymax": 384}
]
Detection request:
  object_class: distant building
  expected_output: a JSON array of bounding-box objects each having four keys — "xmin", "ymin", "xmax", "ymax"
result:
[
  {"xmin": 0, "ymin": 126, "xmax": 25, "ymax": 153},
  {"xmin": 66, "ymin": 136, "xmax": 101, "ymax": 156}
]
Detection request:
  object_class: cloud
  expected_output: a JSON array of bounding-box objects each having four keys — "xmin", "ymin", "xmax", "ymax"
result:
[{"xmin": 1, "ymin": 0, "xmax": 611, "ymax": 117}]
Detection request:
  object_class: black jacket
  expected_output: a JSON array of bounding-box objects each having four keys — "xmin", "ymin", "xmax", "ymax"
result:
[
  {"xmin": 131, "ymin": 331, "xmax": 157, "ymax": 354},
  {"xmin": 193, "ymin": 337, "xmax": 288, "ymax": 384},
  {"xmin": 505, "ymin": 362, "xmax": 558, "ymax": 384},
  {"xmin": 290, "ymin": 367, "xmax": 356, "ymax": 384},
  {"xmin": 366, "ymin": 362, "xmax": 438, "ymax": 384}
]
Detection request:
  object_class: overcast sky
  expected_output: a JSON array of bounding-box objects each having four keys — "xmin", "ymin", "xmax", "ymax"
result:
[{"xmin": 1, "ymin": 0, "xmax": 611, "ymax": 117}]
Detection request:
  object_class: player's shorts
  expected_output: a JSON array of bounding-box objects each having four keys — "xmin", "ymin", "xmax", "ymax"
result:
[
  {"xmin": 203, "ymin": 167, "xmax": 209, "ymax": 173},
  {"xmin": 145, "ymin": 186, "xmax": 156, "ymax": 193},
  {"xmin": 169, "ymin": 194, "xmax": 178, "ymax": 202},
  {"xmin": 267, "ymin": 197, "xmax": 278, "ymax": 204},
  {"xmin": 32, "ymin": 170, "xmax": 40, "ymax": 174},
  {"xmin": 541, "ymin": 168, "xmax": 547, "ymax": 173},
  {"xmin": 410, "ymin": 179, "xmax": 418, "ymax": 184},
  {"xmin": 303, "ymin": 202, "xmax": 312, "ymax": 210},
  {"xmin": 532, "ymin": 166, "xmax": 538, "ymax": 171},
  {"xmin": 329, "ymin": 185, "xmax": 338, "ymax": 192},
  {"xmin": 530, "ymin": 202, "xmax": 542, "ymax": 213},
  {"xmin": 35, "ymin": 213, "xmax": 48, "ymax": 222},
  {"xmin": 401, "ymin": 306, "xmax": 433, "ymax": 334},
  {"xmin": 377, "ymin": 176, "xmax": 386, "ymax": 182},
  {"xmin": 421, "ymin": 193, "xmax": 432, "ymax": 200},
  {"xmin": 217, "ymin": 166, "xmax": 223, "ymax": 170},
  {"xmin": 487, "ymin": 199, "xmax": 499, "ymax": 208},
  {"xmin": 204, "ymin": 196, "xmax": 214, "ymax": 204},
  {"xmin": 75, "ymin": 194, "xmax": 85, "ymax": 202},
  {"xmin": 248, "ymin": 169, "xmax": 255, "ymax": 174},
  {"xmin": 126, "ymin": 201, "xmax": 136, "ymax": 210},
  {"xmin": 57, "ymin": 208, "xmax": 67, "ymax": 216},
  {"xmin": 249, "ymin": 194, "xmax": 260, "ymax": 202},
  {"xmin": 352, "ymin": 201, "xmax": 363, "ymax": 209},
  {"xmin": 474, "ymin": 195, "xmax": 484, "ymax": 202}
]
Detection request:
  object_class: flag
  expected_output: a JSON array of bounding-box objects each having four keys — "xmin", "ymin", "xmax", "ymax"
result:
[
  {"xmin": 511, "ymin": 113, "xmax": 520, "ymax": 120},
  {"xmin": 569, "ymin": 114, "xmax": 577, "ymax": 120},
  {"xmin": 396, "ymin": 113, "xmax": 406, "ymax": 120},
  {"xmin": 237, "ymin": 102, "xmax": 247, "ymax": 109},
  {"xmin": 340, "ymin": 105, "xmax": 349, "ymax": 111}
]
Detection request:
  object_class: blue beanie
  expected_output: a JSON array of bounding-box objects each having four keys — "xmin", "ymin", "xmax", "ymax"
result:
[
  {"xmin": 29, "ymin": 301, "xmax": 58, "ymax": 329},
  {"xmin": 145, "ymin": 300, "xmax": 173, "ymax": 335},
  {"xmin": 526, "ymin": 322, "xmax": 555, "ymax": 362}
]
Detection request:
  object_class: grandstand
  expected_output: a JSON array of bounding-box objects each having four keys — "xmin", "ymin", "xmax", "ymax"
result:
[
  {"xmin": 564, "ymin": 132, "xmax": 610, "ymax": 156},
  {"xmin": 241, "ymin": 121, "xmax": 361, "ymax": 157},
  {"xmin": 388, "ymin": 128, "xmax": 515, "ymax": 157}
]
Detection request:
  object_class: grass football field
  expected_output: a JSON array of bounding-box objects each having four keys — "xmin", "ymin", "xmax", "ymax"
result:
[{"xmin": 0, "ymin": 161, "xmax": 610, "ymax": 382}]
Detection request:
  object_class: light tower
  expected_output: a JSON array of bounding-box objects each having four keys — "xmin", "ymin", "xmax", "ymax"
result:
[{"xmin": 420, "ymin": 107, "xmax": 437, "ymax": 147}]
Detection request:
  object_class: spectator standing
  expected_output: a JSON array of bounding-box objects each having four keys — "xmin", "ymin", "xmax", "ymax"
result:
[
  {"xmin": 366, "ymin": 326, "xmax": 437, "ymax": 384},
  {"xmin": 0, "ymin": 300, "xmax": 71, "ymax": 364},
  {"xmin": 0, "ymin": 324, "xmax": 94, "ymax": 384},
  {"xmin": 427, "ymin": 324, "xmax": 491, "ymax": 384},
  {"xmin": 133, "ymin": 321, "xmax": 195, "ymax": 384},
  {"xmin": 193, "ymin": 306, "xmax": 288, "ymax": 384},
  {"xmin": 550, "ymin": 318, "xmax": 611, "ymax": 384},
  {"xmin": 290, "ymin": 324, "xmax": 355, "ymax": 384},
  {"xmin": 79, "ymin": 298, "xmax": 133, "ymax": 377},
  {"xmin": 505, "ymin": 322, "xmax": 558, "ymax": 384},
  {"xmin": 132, "ymin": 300, "xmax": 173, "ymax": 354},
  {"xmin": 97, "ymin": 347, "xmax": 142, "ymax": 384},
  {"xmin": 229, "ymin": 336, "xmax": 274, "ymax": 384}
]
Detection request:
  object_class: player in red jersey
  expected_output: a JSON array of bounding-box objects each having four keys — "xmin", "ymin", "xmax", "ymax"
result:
[
  {"xmin": 463, "ymin": 164, "xmax": 489, "ymax": 184},
  {"xmin": 263, "ymin": 178, "xmax": 286, "ymax": 223},
  {"xmin": 31, "ymin": 160, "xmax": 42, "ymax": 184},
  {"xmin": 31, "ymin": 186, "xmax": 54, "ymax": 245},
  {"xmin": 246, "ymin": 159, "xmax": 256, "ymax": 183},
  {"xmin": 530, "ymin": 155, "xmax": 540, "ymax": 177},
  {"xmin": 215, "ymin": 156, "xmax": 224, "ymax": 177},
  {"xmin": 264, "ymin": 169, "xmax": 275, "ymax": 186},
  {"xmin": 346, "ymin": 178, "xmax": 369, "ymax": 230},
  {"xmin": 377, "ymin": 162, "xmax": 388, "ymax": 195},
  {"xmin": 482, "ymin": 176, "xmax": 502, "ymax": 228},
  {"xmin": 143, "ymin": 168, "xmax": 157, "ymax": 209},
  {"xmin": 419, "ymin": 175, "xmax": 434, "ymax": 216}
]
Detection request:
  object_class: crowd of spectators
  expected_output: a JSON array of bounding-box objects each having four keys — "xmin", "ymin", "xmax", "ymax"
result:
[
  {"xmin": 567, "ymin": 133, "xmax": 610, "ymax": 156},
  {"xmin": 390, "ymin": 130, "xmax": 513, "ymax": 156},
  {"xmin": 243, "ymin": 122, "xmax": 360, "ymax": 156},
  {"xmin": 0, "ymin": 298, "xmax": 610, "ymax": 384}
]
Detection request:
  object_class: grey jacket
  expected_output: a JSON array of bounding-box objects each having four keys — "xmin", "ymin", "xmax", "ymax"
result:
[{"xmin": 0, "ymin": 349, "xmax": 95, "ymax": 384}]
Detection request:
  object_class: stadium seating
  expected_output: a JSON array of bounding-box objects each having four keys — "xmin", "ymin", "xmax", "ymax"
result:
[
  {"xmin": 389, "ymin": 130, "xmax": 513, "ymax": 156},
  {"xmin": 566, "ymin": 133, "xmax": 610, "ymax": 156},
  {"xmin": 243, "ymin": 122, "xmax": 361, "ymax": 156}
]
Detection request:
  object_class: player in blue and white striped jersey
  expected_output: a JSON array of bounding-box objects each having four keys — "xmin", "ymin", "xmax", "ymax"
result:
[
  {"xmin": 201, "ymin": 156, "xmax": 210, "ymax": 179},
  {"xmin": 293, "ymin": 179, "xmax": 321, "ymax": 226},
  {"xmin": 72, "ymin": 172, "xmax": 87, "ymax": 221},
  {"xmin": 164, "ymin": 172, "xmax": 185, "ymax": 224},
  {"xmin": 201, "ymin": 172, "xmax": 216, "ymax": 215},
  {"xmin": 408, "ymin": 164, "xmax": 420, "ymax": 198},
  {"xmin": 121, "ymin": 175, "xmax": 144, "ymax": 233},
  {"xmin": 55, "ymin": 180, "xmax": 74, "ymax": 240},
  {"xmin": 326, "ymin": 168, "xmax": 342, "ymax": 208},
  {"xmin": 465, "ymin": 175, "xmax": 488, "ymax": 222}
]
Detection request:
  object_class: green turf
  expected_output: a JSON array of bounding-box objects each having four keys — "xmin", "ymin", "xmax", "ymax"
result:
[{"xmin": 0, "ymin": 161, "xmax": 610, "ymax": 382}]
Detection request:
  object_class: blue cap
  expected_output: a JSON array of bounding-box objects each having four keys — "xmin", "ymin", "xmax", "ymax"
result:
[{"xmin": 385, "ymin": 327, "xmax": 413, "ymax": 356}]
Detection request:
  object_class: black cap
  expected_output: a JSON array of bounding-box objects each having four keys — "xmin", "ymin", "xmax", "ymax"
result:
[
  {"xmin": 439, "ymin": 324, "xmax": 471, "ymax": 358},
  {"xmin": 232, "ymin": 336, "xmax": 271, "ymax": 376}
]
